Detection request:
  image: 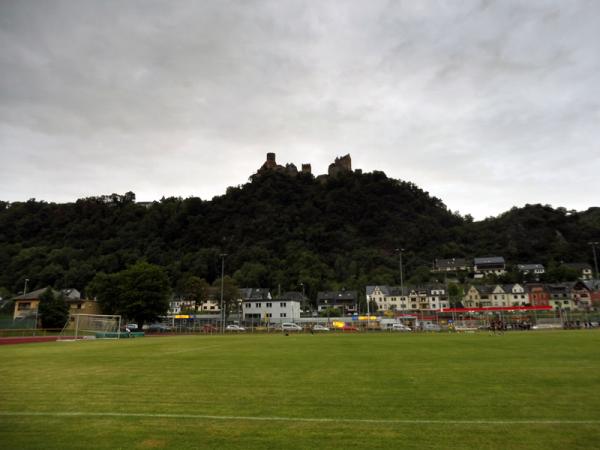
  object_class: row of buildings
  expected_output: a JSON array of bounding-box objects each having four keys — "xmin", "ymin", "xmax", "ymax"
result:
[
  {"xmin": 434, "ymin": 257, "xmax": 594, "ymax": 280},
  {"xmin": 10, "ymin": 279, "xmax": 600, "ymax": 325},
  {"xmin": 11, "ymin": 288, "xmax": 101, "ymax": 320},
  {"xmin": 368, "ymin": 280, "xmax": 600, "ymax": 312}
]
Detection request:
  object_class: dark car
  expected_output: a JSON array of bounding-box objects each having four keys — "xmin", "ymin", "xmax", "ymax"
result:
[
  {"xmin": 145, "ymin": 323, "xmax": 172, "ymax": 333},
  {"xmin": 201, "ymin": 324, "xmax": 219, "ymax": 333}
]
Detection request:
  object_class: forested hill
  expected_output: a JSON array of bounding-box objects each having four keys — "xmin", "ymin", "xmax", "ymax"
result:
[{"xmin": 0, "ymin": 170, "xmax": 598, "ymax": 298}]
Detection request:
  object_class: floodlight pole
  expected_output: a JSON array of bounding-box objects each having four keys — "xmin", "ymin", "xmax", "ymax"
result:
[
  {"xmin": 366, "ymin": 288, "xmax": 370, "ymax": 333},
  {"xmin": 589, "ymin": 242, "xmax": 599, "ymax": 280},
  {"xmin": 299, "ymin": 282, "xmax": 306, "ymax": 314},
  {"xmin": 396, "ymin": 248, "xmax": 405, "ymax": 299},
  {"xmin": 220, "ymin": 253, "xmax": 227, "ymax": 334}
]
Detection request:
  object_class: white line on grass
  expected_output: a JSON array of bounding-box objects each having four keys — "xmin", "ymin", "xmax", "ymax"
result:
[{"xmin": 0, "ymin": 412, "xmax": 598, "ymax": 425}]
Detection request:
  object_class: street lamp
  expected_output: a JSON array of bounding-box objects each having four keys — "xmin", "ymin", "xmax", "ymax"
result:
[
  {"xmin": 299, "ymin": 282, "xmax": 305, "ymax": 312},
  {"xmin": 219, "ymin": 254, "xmax": 227, "ymax": 333},
  {"xmin": 588, "ymin": 242, "xmax": 599, "ymax": 280},
  {"xmin": 396, "ymin": 248, "xmax": 404, "ymax": 298}
]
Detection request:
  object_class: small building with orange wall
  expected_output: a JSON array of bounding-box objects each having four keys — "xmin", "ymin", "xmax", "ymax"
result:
[{"xmin": 527, "ymin": 284, "xmax": 550, "ymax": 306}]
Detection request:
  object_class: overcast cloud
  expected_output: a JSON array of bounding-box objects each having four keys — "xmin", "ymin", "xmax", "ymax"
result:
[{"xmin": 1, "ymin": 0, "xmax": 599, "ymax": 219}]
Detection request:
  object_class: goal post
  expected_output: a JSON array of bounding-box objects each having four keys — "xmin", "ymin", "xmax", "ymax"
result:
[{"xmin": 58, "ymin": 314, "xmax": 122, "ymax": 340}]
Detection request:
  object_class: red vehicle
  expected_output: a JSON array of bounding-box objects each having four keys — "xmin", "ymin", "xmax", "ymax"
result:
[
  {"xmin": 340, "ymin": 325, "xmax": 358, "ymax": 332},
  {"xmin": 201, "ymin": 324, "xmax": 219, "ymax": 333}
]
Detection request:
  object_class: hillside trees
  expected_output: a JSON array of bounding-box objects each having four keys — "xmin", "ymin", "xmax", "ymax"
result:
[
  {"xmin": 0, "ymin": 169, "xmax": 598, "ymax": 297},
  {"xmin": 88, "ymin": 262, "xmax": 170, "ymax": 326},
  {"xmin": 38, "ymin": 288, "xmax": 69, "ymax": 329},
  {"xmin": 212, "ymin": 275, "xmax": 239, "ymax": 319}
]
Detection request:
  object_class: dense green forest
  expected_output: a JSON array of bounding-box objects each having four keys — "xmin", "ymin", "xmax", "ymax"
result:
[{"xmin": 1, "ymin": 169, "xmax": 599, "ymax": 300}]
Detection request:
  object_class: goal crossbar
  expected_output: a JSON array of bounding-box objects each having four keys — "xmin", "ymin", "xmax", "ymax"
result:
[{"xmin": 59, "ymin": 314, "xmax": 122, "ymax": 340}]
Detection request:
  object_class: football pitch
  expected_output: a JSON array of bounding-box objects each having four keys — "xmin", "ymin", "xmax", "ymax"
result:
[{"xmin": 1, "ymin": 331, "xmax": 599, "ymax": 449}]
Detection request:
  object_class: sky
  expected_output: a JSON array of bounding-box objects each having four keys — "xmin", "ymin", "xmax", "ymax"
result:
[{"xmin": 1, "ymin": 0, "xmax": 599, "ymax": 219}]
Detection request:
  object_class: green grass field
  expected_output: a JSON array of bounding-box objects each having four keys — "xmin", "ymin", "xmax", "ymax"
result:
[{"xmin": 1, "ymin": 331, "xmax": 599, "ymax": 449}]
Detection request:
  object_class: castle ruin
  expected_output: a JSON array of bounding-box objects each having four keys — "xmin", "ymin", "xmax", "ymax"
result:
[
  {"xmin": 256, "ymin": 153, "xmax": 353, "ymax": 178},
  {"xmin": 327, "ymin": 154, "xmax": 352, "ymax": 177},
  {"xmin": 257, "ymin": 153, "xmax": 312, "ymax": 176}
]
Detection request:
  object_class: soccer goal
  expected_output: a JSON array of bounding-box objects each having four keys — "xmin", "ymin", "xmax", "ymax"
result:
[{"xmin": 58, "ymin": 314, "xmax": 122, "ymax": 340}]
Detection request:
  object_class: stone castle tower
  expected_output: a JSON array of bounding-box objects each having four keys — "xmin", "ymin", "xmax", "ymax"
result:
[
  {"xmin": 328, "ymin": 154, "xmax": 352, "ymax": 177},
  {"xmin": 257, "ymin": 153, "xmax": 354, "ymax": 178},
  {"xmin": 257, "ymin": 153, "xmax": 312, "ymax": 176}
]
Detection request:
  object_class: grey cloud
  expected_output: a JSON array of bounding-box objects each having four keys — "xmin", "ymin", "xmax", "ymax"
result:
[{"xmin": 1, "ymin": 0, "xmax": 599, "ymax": 218}]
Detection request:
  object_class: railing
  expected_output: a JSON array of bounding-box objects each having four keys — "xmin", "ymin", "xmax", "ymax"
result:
[{"xmin": 0, "ymin": 328, "xmax": 62, "ymax": 337}]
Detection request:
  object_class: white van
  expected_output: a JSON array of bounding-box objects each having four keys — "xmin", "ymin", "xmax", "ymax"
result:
[{"xmin": 281, "ymin": 322, "xmax": 303, "ymax": 331}]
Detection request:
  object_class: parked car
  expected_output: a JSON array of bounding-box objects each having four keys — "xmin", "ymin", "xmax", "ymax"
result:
[
  {"xmin": 145, "ymin": 323, "xmax": 172, "ymax": 333},
  {"xmin": 126, "ymin": 323, "xmax": 138, "ymax": 331},
  {"xmin": 340, "ymin": 325, "xmax": 358, "ymax": 332},
  {"xmin": 421, "ymin": 323, "xmax": 441, "ymax": 332},
  {"xmin": 201, "ymin": 324, "xmax": 218, "ymax": 333},
  {"xmin": 391, "ymin": 323, "xmax": 411, "ymax": 332},
  {"xmin": 312, "ymin": 324, "xmax": 330, "ymax": 332},
  {"xmin": 281, "ymin": 322, "xmax": 303, "ymax": 331},
  {"xmin": 226, "ymin": 324, "xmax": 246, "ymax": 332}
]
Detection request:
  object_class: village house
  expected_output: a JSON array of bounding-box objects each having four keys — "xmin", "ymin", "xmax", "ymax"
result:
[
  {"xmin": 13, "ymin": 287, "xmax": 100, "ymax": 320},
  {"xmin": 570, "ymin": 281, "xmax": 593, "ymax": 311},
  {"xmin": 62, "ymin": 289, "xmax": 101, "ymax": 316},
  {"xmin": 366, "ymin": 285, "xmax": 449, "ymax": 311},
  {"xmin": 13, "ymin": 288, "xmax": 45, "ymax": 319},
  {"xmin": 490, "ymin": 285, "xmax": 508, "ymax": 307},
  {"xmin": 433, "ymin": 258, "xmax": 471, "ymax": 272},
  {"xmin": 243, "ymin": 292, "xmax": 301, "ymax": 324},
  {"xmin": 463, "ymin": 285, "xmax": 494, "ymax": 308},
  {"xmin": 547, "ymin": 284, "xmax": 574, "ymax": 310},
  {"xmin": 317, "ymin": 291, "xmax": 358, "ymax": 315},
  {"xmin": 562, "ymin": 263, "xmax": 593, "ymax": 280},
  {"xmin": 582, "ymin": 279, "xmax": 600, "ymax": 307},
  {"xmin": 517, "ymin": 264, "xmax": 545, "ymax": 277},
  {"xmin": 527, "ymin": 284, "xmax": 550, "ymax": 306},
  {"xmin": 473, "ymin": 257, "xmax": 506, "ymax": 278},
  {"xmin": 505, "ymin": 284, "xmax": 528, "ymax": 306}
]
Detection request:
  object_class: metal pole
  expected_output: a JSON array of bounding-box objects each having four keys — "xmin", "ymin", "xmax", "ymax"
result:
[
  {"xmin": 589, "ymin": 242, "xmax": 599, "ymax": 280},
  {"xmin": 366, "ymin": 289, "xmax": 370, "ymax": 333},
  {"xmin": 220, "ymin": 254, "xmax": 227, "ymax": 333},
  {"xmin": 397, "ymin": 249, "xmax": 404, "ymax": 293},
  {"xmin": 400, "ymin": 250, "xmax": 405, "ymax": 318},
  {"xmin": 300, "ymin": 282, "xmax": 305, "ymax": 314}
]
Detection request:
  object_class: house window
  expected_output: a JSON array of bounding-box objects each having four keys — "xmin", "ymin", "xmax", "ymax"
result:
[
  {"xmin": 255, "ymin": 303, "xmax": 261, "ymax": 308},
  {"xmin": 17, "ymin": 302, "xmax": 31, "ymax": 311},
  {"xmin": 266, "ymin": 313, "xmax": 272, "ymax": 318},
  {"xmin": 280, "ymin": 302, "xmax": 286, "ymax": 307},
  {"xmin": 266, "ymin": 302, "xmax": 272, "ymax": 308},
  {"xmin": 411, "ymin": 304, "xmax": 417, "ymax": 309},
  {"xmin": 280, "ymin": 313, "xmax": 287, "ymax": 318}
]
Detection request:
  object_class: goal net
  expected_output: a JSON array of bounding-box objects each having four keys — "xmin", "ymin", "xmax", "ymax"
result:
[{"xmin": 58, "ymin": 314, "xmax": 122, "ymax": 340}]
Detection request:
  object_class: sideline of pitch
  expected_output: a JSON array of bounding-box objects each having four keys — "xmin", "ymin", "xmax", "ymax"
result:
[{"xmin": 0, "ymin": 411, "xmax": 598, "ymax": 425}]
